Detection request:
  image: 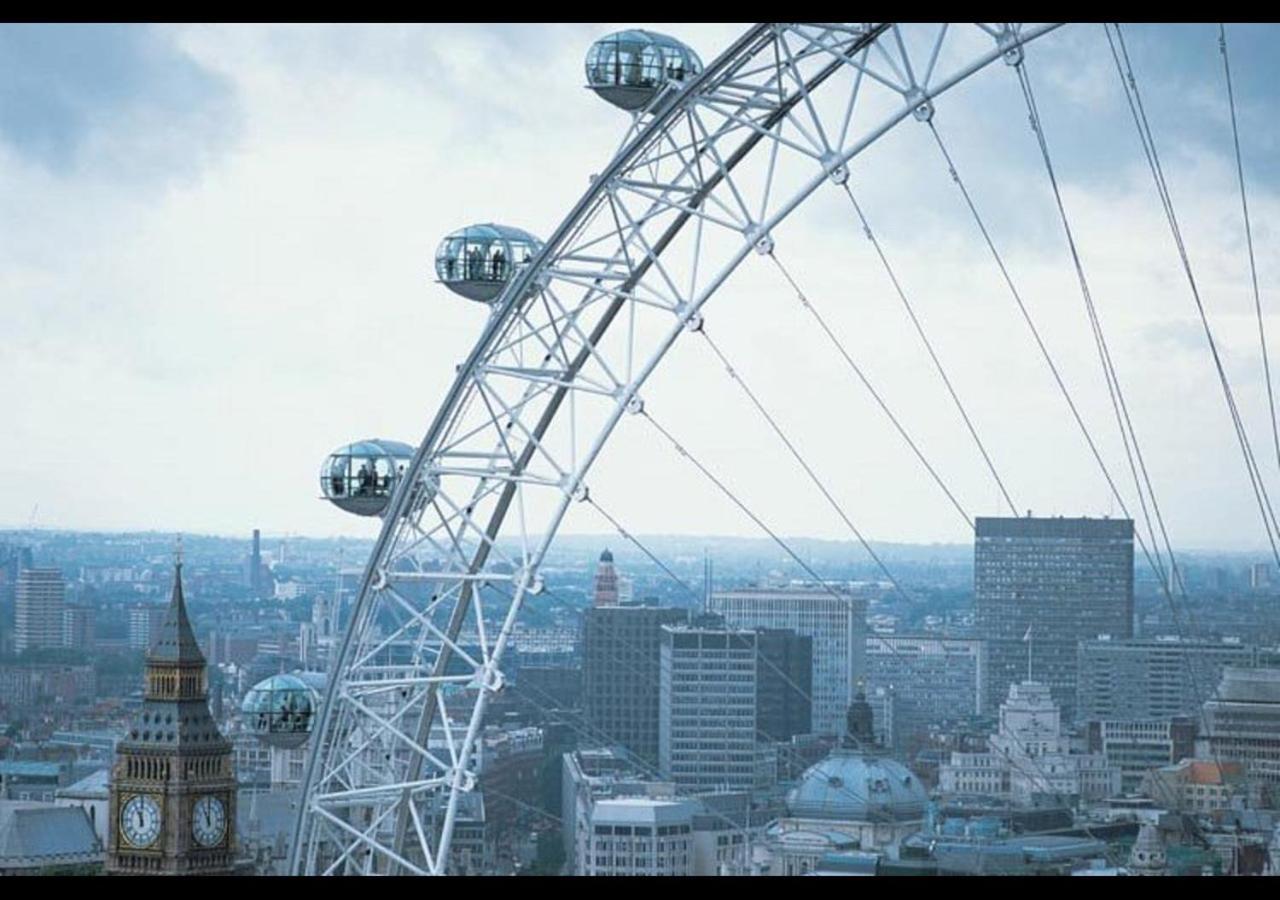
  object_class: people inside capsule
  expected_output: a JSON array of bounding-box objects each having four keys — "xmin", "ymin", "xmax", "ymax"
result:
[
  {"xmin": 585, "ymin": 30, "xmax": 703, "ymax": 111},
  {"xmin": 320, "ymin": 439, "xmax": 416, "ymax": 516},
  {"xmin": 435, "ymin": 224, "xmax": 542, "ymax": 303},
  {"xmin": 241, "ymin": 673, "xmax": 326, "ymax": 749}
]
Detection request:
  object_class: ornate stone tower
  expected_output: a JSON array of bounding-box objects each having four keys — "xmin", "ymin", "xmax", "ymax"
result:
[
  {"xmin": 107, "ymin": 550, "xmax": 237, "ymax": 874},
  {"xmin": 592, "ymin": 548, "xmax": 619, "ymax": 607}
]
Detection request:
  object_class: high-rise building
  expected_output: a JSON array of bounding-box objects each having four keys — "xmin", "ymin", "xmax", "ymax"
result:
[
  {"xmin": 592, "ymin": 549, "xmax": 619, "ymax": 607},
  {"xmin": 1201, "ymin": 666, "xmax": 1280, "ymax": 791},
  {"xmin": 709, "ymin": 586, "xmax": 867, "ymax": 735},
  {"xmin": 581, "ymin": 604, "xmax": 688, "ymax": 767},
  {"xmin": 974, "ymin": 516, "xmax": 1134, "ymax": 720},
  {"xmin": 659, "ymin": 625, "xmax": 760, "ymax": 792},
  {"xmin": 62, "ymin": 604, "xmax": 96, "ymax": 651},
  {"xmin": 15, "ymin": 568, "xmax": 66, "ymax": 654},
  {"xmin": 107, "ymin": 558, "xmax": 237, "ymax": 874},
  {"xmin": 129, "ymin": 604, "xmax": 169, "ymax": 652},
  {"xmin": 0, "ymin": 543, "xmax": 33, "ymax": 615},
  {"xmin": 1250, "ymin": 562, "xmax": 1272, "ymax": 591},
  {"xmin": 864, "ymin": 635, "xmax": 986, "ymax": 747},
  {"xmin": 755, "ymin": 629, "xmax": 812, "ymax": 742},
  {"xmin": 1077, "ymin": 636, "xmax": 1255, "ymax": 721}
]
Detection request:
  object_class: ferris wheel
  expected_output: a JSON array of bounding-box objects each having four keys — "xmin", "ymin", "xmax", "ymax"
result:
[{"xmin": 289, "ymin": 22, "xmax": 1268, "ymax": 875}]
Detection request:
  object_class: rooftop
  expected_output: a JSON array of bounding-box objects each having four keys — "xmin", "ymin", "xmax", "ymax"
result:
[{"xmin": 0, "ymin": 802, "xmax": 101, "ymax": 868}]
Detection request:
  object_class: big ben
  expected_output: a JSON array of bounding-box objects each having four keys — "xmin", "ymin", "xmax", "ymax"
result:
[{"xmin": 108, "ymin": 548, "xmax": 237, "ymax": 874}]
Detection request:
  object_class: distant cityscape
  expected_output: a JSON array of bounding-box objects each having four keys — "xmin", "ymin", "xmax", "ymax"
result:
[
  {"xmin": 2, "ymin": 520, "xmax": 1279, "ymax": 874},
  {"xmin": 6, "ymin": 18, "xmax": 1280, "ymax": 881}
]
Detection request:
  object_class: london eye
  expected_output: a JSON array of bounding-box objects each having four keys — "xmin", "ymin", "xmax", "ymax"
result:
[{"xmin": 290, "ymin": 23, "xmax": 1275, "ymax": 874}]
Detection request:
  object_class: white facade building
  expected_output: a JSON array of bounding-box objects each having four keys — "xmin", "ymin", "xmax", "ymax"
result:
[
  {"xmin": 709, "ymin": 586, "xmax": 866, "ymax": 735},
  {"xmin": 580, "ymin": 797, "xmax": 698, "ymax": 876},
  {"xmin": 939, "ymin": 681, "xmax": 1121, "ymax": 804},
  {"xmin": 15, "ymin": 568, "xmax": 65, "ymax": 653},
  {"xmin": 659, "ymin": 625, "xmax": 760, "ymax": 792}
]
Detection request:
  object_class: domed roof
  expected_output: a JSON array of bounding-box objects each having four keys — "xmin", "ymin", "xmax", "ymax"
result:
[
  {"xmin": 600, "ymin": 548, "xmax": 614, "ymax": 563},
  {"xmin": 787, "ymin": 750, "xmax": 927, "ymax": 823}
]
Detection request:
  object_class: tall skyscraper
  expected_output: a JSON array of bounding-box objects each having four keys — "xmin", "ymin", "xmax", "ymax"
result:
[
  {"xmin": 15, "ymin": 567, "xmax": 66, "ymax": 654},
  {"xmin": 592, "ymin": 549, "xmax": 619, "ymax": 607},
  {"xmin": 658, "ymin": 624, "xmax": 760, "ymax": 791},
  {"xmin": 709, "ymin": 586, "xmax": 867, "ymax": 735},
  {"xmin": 974, "ymin": 516, "xmax": 1133, "ymax": 720},
  {"xmin": 581, "ymin": 604, "xmax": 688, "ymax": 766}
]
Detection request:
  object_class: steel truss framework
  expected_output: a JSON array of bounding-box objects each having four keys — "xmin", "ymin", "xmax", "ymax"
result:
[{"xmin": 290, "ymin": 21, "xmax": 1062, "ymax": 875}]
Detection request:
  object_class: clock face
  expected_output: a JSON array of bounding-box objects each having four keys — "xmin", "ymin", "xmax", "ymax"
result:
[
  {"xmin": 192, "ymin": 795, "xmax": 227, "ymax": 848},
  {"xmin": 121, "ymin": 794, "xmax": 162, "ymax": 848}
]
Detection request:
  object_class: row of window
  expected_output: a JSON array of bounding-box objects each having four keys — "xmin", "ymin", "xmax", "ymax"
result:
[{"xmin": 593, "ymin": 824, "xmax": 692, "ymax": 836}]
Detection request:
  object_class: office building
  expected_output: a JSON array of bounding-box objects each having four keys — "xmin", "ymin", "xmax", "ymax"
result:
[
  {"xmin": 709, "ymin": 586, "xmax": 867, "ymax": 735},
  {"xmin": 128, "ymin": 603, "xmax": 169, "ymax": 651},
  {"xmin": 974, "ymin": 516, "xmax": 1134, "ymax": 720},
  {"xmin": 1085, "ymin": 717, "xmax": 1197, "ymax": 792},
  {"xmin": 865, "ymin": 635, "xmax": 986, "ymax": 746},
  {"xmin": 578, "ymin": 796, "xmax": 697, "ymax": 875},
  {"xmin": 62, "ymin": 604, "xmax": 95, "ymax": 651},
  {"xmin": 1077, "ymin": 636, "xmax": 1255, "ymax": 721},
  {"xmin": 15, "ymin": 568, "xmax": 66, "ymax": 654},
  {"xmin": 1201, "ymin": 666, "xmax": 1280, "ymax": 790},
  {"xmin": 658, "ymin": 625, "xmax": 760, "ymax": 792},
  {"xmin": 581, "ymin": 604, "xmax": 688, "ymax": 767},
  {"xmin": 755, "ymin": 628, "xmax": 812, "ymax": 742}
]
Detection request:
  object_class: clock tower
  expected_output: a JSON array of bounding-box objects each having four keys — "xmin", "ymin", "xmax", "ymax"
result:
[{"xmin": 108, "ymin": 548, "xmax": 238, "ymax": 874}]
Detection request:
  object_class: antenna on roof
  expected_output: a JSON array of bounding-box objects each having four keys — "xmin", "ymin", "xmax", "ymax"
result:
[{"xmin": 175, "ymin": 534, "xmax": 184, "ymax": 568}]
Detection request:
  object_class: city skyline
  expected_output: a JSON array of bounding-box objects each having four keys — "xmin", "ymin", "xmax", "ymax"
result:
[
  {"xmin": 4, "ymin": 22, "xmax": 1280, "ymax": 877},
  {"xmin": 4, "ymin": 23, "xmax": 1280, "ymax": 549}
]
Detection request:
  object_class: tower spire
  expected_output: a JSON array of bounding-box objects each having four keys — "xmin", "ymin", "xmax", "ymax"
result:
[{"xmin": 149, "ymin": 543, "xmax": 204, "ymax": 664}]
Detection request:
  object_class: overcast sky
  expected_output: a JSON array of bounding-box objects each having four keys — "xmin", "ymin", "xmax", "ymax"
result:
[{"xmin": 3, "ymin": 23, "xmax": 1280, "ymax": 551}]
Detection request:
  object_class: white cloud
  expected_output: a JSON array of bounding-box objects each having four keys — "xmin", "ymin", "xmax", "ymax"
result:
[{"xmin": 3, "ymin": 23, "xmax": 1280, "ymax": 555}]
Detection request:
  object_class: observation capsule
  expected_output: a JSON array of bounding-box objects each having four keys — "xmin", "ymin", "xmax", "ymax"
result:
[
  {"xmin": 434, "ymin": 223, "xmax": 542, "ymax": 303},
  {"xmin": 585, "ymin": 29, "xmax": 703, "ymax": 112},
  {"xmin": 320, "ymin": 438, "xmax": 415, "ymax": 517},
  {"xmin": 241, "ymin": 671, "xmax": 327, "ymax": 749}
]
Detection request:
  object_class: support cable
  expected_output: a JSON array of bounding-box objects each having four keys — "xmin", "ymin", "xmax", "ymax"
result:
[
  {"xmin": 837, "ymin": 184, "xmax": 1019, "ymax": 517},
  {"xmin": 687, "ymin": 327, "xmax": 920, "ymax": 601},
  {"xmin": 641, "ymin": 407, "xmax": 910, "ymax": 605},
  {"xmin": 763, "ymin": 251, "xmax": 973, "ymax": 531},
  {"xmin": 1219, "ymin": 23, "xmax": 1280, "ymax": 481},
  {"xmin": 926, "ymin": 117, "xmax": 1201, "ymax": 601},
  {"xmin": 1106, "ymin": 22, "xmax": 1280, "ymax": 569},
  {"xmin": 1014, "ymin": 52, "xmax": 1222, "ymax": 742},
  {"xmin": 1014, "ymin": 57, "xmax": 1173, "ymax": 591},
  {"xmin": 926, "ymin": 108, "xmax": 1237, "ymax": 775}
]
